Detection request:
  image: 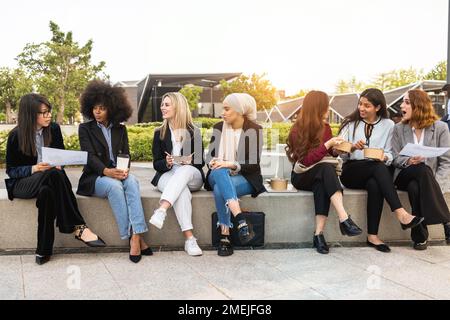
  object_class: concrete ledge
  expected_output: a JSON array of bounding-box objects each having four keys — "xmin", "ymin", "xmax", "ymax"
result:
[{"xmin": 0, "ymin": 188, "xmax": 448, "ymax": 251}]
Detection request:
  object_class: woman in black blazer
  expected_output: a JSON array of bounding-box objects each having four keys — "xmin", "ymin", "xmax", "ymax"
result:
[
  {"xmin": 77, "ymin": 80, "xmax": 151, "ymax": 263},
  {"xmin": 205, "ymin": 93, "xmax": 266, "ymax": 257},
  {"xmin": 5, "ymin": 94, "xmax": 105, "ymax": 265},
  {"xmin": 149, "ymin": 92, "xmax": 205, "ymax": 257}
]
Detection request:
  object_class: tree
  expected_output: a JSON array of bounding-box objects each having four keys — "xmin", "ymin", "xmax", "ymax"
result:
[
  {"xmin": 425, "ymin": 61, "xmax": 447, "ymax": 81},
  {"xmin": 285, "ymin": 89, "xmax": 310, "ymax": 100},
  {"xmin": 335, "ymin": 77, "xmax": 368, "ymax": 94},
  {"xmin": 0, "ymin": 68, "xmax": 33, "ymax": 123},
  {"xmin": 17, "ymin": 21, "xmax": 107, "ymax": 124},
  {"xmin": 372, "ymin": 67, "xmax": 423, "ymax": 91},
  {"xmin": 220, "ymin": 73, "xmax": 278, "ymax": 111},
  {"xmin": 179, "ymin": 85, "xmax": 203, "ymax": 112}
]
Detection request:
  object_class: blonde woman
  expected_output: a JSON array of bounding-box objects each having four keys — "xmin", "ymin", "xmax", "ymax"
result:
[{"xmin": 149, "ymin": 92, "xmax": 205, "ymax": 256}]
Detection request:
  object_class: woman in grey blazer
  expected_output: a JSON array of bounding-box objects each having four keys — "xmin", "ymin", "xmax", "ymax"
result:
[{"xmin": 392, "ymin": 89, "xmax": 450, "ymax": 250}]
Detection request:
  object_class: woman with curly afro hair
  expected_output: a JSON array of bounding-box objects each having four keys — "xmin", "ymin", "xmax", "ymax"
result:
[{"xmin": 77, "ymin": 80, "xmax": 151, "ymax": 263}]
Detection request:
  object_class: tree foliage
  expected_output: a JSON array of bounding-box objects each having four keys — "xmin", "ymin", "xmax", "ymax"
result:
[
  {"xmin": 17, "ymin": 21, "xmax": 107, "ymax": 124},
  {"xmin": 0, "ymin": 68, "xmax": 33, "ymax": 123},
  {"xmin": 179, "ymin": 85, "xmax": 203, "ymax": 112},
  {"xmin": 220, "ymin": 73, "xmax": 278, "ymax": 111}
]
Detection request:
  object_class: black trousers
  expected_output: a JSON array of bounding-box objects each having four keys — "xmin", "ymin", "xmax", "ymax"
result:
[
  {"xmin": 395, "ymin": 163, "xmax": 450, "ymax": 244},
  {"xmin": 340, "ymin": 160, "xmax": 403, "ymax": 235},
  {"xmin": 291, "ymin": 163, "xmax": 343, "ymax": 217},
  {"xmin": 12, "ymin": 168, "xmax": 86, "ymax": 256}
]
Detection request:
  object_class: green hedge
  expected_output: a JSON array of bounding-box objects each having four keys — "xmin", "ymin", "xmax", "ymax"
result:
[{"xmin": 0, "ymin": 121, "xmax": 342, "ymax": 163}]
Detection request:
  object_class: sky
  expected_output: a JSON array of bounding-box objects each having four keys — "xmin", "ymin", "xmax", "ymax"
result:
[{"xmin": 0, "ymin": 0, "xmax": 448, "ymax": 95}]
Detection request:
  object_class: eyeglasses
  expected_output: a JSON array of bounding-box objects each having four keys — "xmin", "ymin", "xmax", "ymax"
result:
[{"xmin": 38, "ymin": 110, "xmax": 52, "ymax": 118}]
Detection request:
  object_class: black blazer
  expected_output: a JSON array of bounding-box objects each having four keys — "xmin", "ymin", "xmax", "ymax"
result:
[
  {"xmin": 76, "ymin": 120, "xmax": 129, "ymax": 196},
  {"xmin": 204, "ymin": 118, "xmax": 266, "ymax": 198},
  {"xmin": 151, "ymin": 125, "xmax": 205, "ymax": 186},
  {"xmin": 5, "ymin": 122, "xmax": 64, "ymax": 200}
]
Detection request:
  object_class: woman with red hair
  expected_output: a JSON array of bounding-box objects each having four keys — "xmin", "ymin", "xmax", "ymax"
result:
[
  {"xmin": 392, "ymin": 89, "xmax": 450, "ymax": 250},
  {"xmin": 285, "ymin": 91, "xmax": 363, "ymax": 254}
]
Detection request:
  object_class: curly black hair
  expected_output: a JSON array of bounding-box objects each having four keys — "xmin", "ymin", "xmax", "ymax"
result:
[{"xmin": 80, "ymin": 80, "xmax": 133, "ymax": 124}]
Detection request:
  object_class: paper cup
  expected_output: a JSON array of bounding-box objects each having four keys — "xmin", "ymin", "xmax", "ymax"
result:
[{"xmin": 269, "ymin": 178, "xmax": 288, "ymax": 191}]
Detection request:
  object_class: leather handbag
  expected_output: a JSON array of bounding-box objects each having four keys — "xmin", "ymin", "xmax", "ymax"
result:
[{"xmin": 211, "ymin": 211, "xmax": 265, "ymax": 247}]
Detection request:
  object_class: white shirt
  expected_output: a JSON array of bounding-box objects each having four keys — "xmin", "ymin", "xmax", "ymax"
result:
[
  {"xmin": 340, "ymin": 118, "xmax": 395, "ymax": 165},
  {"xmin": 412, "ymin": 127, "xmax": 425, "ymax": 146},
  {"xmin": 169, "ymin": 127, "xmax": 183, "ymax": 157}
]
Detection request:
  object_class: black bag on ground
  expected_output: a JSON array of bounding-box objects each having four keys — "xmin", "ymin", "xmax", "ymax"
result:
[{"xmin": 211, "ymin": 211, "xmax": 265, "ymax": 247}]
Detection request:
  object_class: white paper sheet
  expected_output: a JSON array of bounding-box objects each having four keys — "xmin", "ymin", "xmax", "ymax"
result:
[
  {"xmin": 399, "ymin": 143, "xmax": 450, "ymax": 158},
  {"xmin": 42, "ymin": 147, "xmax": 88, "ymax": 166}
]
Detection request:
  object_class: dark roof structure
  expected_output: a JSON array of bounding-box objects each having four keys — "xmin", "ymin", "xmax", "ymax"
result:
[
  {"xmin": 135, "ymin": 73, "xmax": 241, "ymax": 122},
  {"xmin": 265, "ymin": 80, "xmax": 447, "ymax": 123}
]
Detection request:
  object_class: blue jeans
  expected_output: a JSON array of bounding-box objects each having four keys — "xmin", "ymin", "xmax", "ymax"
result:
[
  {"xmin": 94, "ymin": 174, "xmax": 148, "ymax": 240},
  {"xmin": 208, "ymin": 168, "xmax": 254, "ymax": 228}
]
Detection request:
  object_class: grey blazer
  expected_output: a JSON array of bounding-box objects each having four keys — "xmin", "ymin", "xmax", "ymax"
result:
[{"xmin": 391, "ymin": 121, "xmax": 450, "ymax": 192}]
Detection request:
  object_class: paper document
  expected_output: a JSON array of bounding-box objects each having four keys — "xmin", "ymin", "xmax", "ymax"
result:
[
  {"xmin": 42, "ymin": 147, "xmax": 88, "ymax": 166},
  {"xmin": 399, "ymin": 143, "xmax": 450, "ymax": 158}
]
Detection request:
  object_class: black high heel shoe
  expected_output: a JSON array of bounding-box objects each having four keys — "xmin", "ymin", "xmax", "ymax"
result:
[
  {"xmin": 339, "ymin": 216, "xmax": 363, "ymax": 237},
  {"xmin": 129, "ymin": 237, "xmax": 142, "ymax": 263},
  {"xmin": 35, "ymin": 255, "xmax": 51, "ymax": 265},
  {"xmin": 313, "ymin": 233, "xmax": 329, "ymax": 254},
  {"xmin": 74, "ymin": 225, "xmax": 106, "ymax": 247},
  {"xmin": 141, "ymin": 247, "xmax": 153, "ymax": 256},
  {"xmin": 400, "ymin": 216, "xmax": 424, "ymax": 230}
]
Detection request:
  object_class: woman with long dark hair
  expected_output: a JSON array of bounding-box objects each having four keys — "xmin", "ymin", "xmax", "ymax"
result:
[
  {"xmin": 5, "ymin": 94, "xmax": 106, "ymax": 265},
  {"xmin": 286, "ymin": 90, "xmax": 363, "ymax": 255},
  {"xmin": 338, "ymin": 89, "xmax": 423, "ymax": 253},
  {"xmin": 392, "ymin": 89, "xmax": 450, "ymax": 250},
  {"xmin": 77, "ymin": 80, "xmax": 151, "ymax": 263}
]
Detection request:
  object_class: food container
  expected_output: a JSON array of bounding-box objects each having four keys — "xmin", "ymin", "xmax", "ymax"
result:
[
  {"xmin": 364, "ymin": 148, "xmax": 384, "ymax": 160},
  {"xmin": 268, "ymin": 178, "xmax": 289, "ymax": 191},
  {"xmin": 334, "ymin": 141, "xmax": 352, "ymax": 153}
]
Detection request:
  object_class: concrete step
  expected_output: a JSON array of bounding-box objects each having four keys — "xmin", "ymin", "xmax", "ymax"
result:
[{"xmin": 0, "ymin": 187, "xmax": 447, "ymax": 251}]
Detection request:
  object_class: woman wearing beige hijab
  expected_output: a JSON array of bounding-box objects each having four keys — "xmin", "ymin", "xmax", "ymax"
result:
[{"xmin": 205, "ymin": 93, "xmax": 266, "ymax": 257}]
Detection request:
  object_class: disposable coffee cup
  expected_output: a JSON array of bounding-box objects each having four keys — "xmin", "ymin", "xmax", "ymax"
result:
[{"xmin": 116, "ymin": 154, "xmax": 130, "ymax": 171}]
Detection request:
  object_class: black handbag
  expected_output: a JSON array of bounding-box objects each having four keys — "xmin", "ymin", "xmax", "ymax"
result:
[{"xmin": 211, "ymin": 211, "xmax": 265, "ymax": 247}]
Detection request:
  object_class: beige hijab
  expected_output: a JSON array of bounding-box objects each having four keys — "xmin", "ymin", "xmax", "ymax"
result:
[{"xmin": 218, "ymin": 93, "xmax": 257, "ymax": 162}]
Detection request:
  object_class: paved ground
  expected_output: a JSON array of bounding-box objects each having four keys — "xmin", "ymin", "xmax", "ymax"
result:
[{"xmin": 2, "ymin": 246, "xmax": 450, "ymax": 300}]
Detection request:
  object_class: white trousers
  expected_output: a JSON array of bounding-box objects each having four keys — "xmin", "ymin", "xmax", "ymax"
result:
[{"xmin": 157, "ymin": 165, "xmax": 203, "ymax": 232}]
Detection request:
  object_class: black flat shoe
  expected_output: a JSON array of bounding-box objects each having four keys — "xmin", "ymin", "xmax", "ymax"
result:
[
  {"xmin": 367, "ymin": 240, "xmax": 391, "ymax": 253},
  {"xmin": 313, "ymin": 233, "xmax": 329, "ymax": 254},
  {"xmin": 35, "ymin": 255, "xmax": 51, "ymax": 265},
  {"xmin": 218, "ymin": 238, "xmax": 234, "ymax": 257},
  {"xmin": 413, "ymin": 241, "xmax": 428, "ymax": 251},
  {"xmin": 141, "ymin": 247, "xmax": 153, "ymax": 256},
  {"xmin": 235, "ymin": 219, "xmax": 255, "ymax": 245},
  {"xmin": 74, "ymin": 225, "xmax": 107, "ymax": 247},
  {"xmin": 444, "ymin": 223, "xmax": 450, "ymax": 245},
  {"xmin": 339, "ymin": 216, "xmax": 363, "ymax": 237},
  {"xmin": 401, "ymin": 216, "xmax": 424, "ymax": 230}
]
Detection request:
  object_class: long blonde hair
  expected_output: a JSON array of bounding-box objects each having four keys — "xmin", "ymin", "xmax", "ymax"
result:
[{"xmin": 160, "ymin": 92, "xmax": 194, "ymax": 140}]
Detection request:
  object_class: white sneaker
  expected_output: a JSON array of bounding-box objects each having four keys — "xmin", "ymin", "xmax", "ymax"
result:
[
  {"xmin": 149, "ymin": 208, "xmax": 167, "ymax": 229},
  {"xmin": 185, "ymin": 237, "xmax": 203, "ymax": 256}
]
